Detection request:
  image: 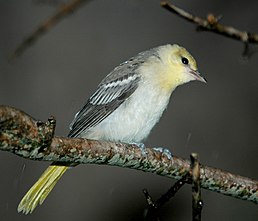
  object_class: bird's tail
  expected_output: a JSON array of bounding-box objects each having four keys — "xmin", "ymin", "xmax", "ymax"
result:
[{"xmin": 18, "ymin": 165, "xmax": 68, "ymax": 214}]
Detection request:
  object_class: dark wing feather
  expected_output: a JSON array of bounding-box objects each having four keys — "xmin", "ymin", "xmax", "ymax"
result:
[
  {"xmin": 68, "ymin": 74, "xmax": 140, "ymax": 138},
  {"xmin": 68, "ymin": 47, "xmax": 159, "ymax": 138}
]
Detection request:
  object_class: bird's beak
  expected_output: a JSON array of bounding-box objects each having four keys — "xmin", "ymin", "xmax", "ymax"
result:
[{"xmin": 189, "ymin": 69, "xmax": 207, "ymax": 83}]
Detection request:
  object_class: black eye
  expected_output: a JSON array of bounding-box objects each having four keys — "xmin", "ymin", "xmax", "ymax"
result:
[{"xmin": 181, "ymin": 57, "xmax": 189, "ymax": 65}]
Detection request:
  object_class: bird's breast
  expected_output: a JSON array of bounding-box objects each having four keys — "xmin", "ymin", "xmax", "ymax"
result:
[{"xmin": 82, "ymin": 82, "xmax": 173, "ymax": 143}]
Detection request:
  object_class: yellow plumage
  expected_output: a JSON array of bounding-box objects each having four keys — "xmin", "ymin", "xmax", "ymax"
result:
[{"xmin": 18, "ymin": 165, "xmax": 68, "ymax": 214}]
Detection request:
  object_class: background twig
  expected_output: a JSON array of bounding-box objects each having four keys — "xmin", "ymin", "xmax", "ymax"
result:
[
  {"xmin": 10, "ymin": 0, "xmax": 90, "ymax": 60},
  {"xmin": 161, "ymin": 1, "xmax": 258, "ymax": 56},
  {"xmin": 143, "ymin": 177, "xmax": 187, "ymax": 220}
]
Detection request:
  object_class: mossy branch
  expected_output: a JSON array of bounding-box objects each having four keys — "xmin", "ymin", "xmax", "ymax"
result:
[{"xmin": 0, "ymin": 105, "xmax": 257, "ymax": 205}]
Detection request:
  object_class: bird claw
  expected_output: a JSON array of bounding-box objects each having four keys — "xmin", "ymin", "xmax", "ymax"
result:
[
  {"xmin": 152, "ymin": 147, "xmax": 173, "ymax": 160},
  {"xmin": 130, "ymin": 142, "xmax": 148, "ymax": 156}
]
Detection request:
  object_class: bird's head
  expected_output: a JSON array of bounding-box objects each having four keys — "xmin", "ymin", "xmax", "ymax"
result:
[{"xmin": 142, "ymin": 44, "xmax": 206, "ymax": 91}]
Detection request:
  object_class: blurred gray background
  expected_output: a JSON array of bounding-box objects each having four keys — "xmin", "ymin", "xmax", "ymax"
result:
[{"xmin": 0, "ymin": 0, "xmax": 258, "ymax": 220}]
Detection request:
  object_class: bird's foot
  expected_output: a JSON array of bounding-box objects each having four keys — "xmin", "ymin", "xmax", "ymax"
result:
[
  {"xmin": 130, "ymin": 142, "xmax": 148, "ymax": 156},
  {"xmin": 152, "ymin": 147, "xmax": 172, "ymax": 160}
]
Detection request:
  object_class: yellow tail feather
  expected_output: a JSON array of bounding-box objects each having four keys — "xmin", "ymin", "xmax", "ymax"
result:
[{"xmin": 18, "ymin": 165, "xmax": 68, "ymax": 214}]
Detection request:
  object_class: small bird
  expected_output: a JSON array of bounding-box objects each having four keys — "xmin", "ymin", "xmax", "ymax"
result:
[{"xmin": 18, "ymin": 44, "xmax": 206, "ymax": 214}]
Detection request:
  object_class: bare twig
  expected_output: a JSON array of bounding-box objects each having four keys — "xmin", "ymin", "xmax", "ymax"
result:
[
  {"xmin": 0, "ymin": 105, "xmax": 258, "ymax": 205},
  {"xmin": 143, "ymin": 177, "xmax": 187, "ymax": 220},
  {"xmin": 190, "ymin": 153, "xmax": 203, "ymax": 221},
  {"xmin": 10, "ymin": 0, "xmax": 90, "ymax": 60},
  {"xmin": 155, "ymin": 177, "xmax": 187, "ymax": 208},
  {"xmin": 143, "ymin": 189, "xmax": 155, "ymax": 208},
  {"xmin": 161, "ymin": 1, "xmax": 258, "ymax": 56},
  {"xmin": 143, "ymin": 189, "xmax": 158, "ymax": 221}
]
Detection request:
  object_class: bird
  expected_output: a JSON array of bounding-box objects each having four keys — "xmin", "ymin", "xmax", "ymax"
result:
[{"xmin": 18, "ymin": 44, "xmax": 206, "ymax": 214}]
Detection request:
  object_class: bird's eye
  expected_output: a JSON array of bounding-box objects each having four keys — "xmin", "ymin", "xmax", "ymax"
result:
[{"xmin": 181, "ymin": 57, "xmax": 189, "ymax": 65}]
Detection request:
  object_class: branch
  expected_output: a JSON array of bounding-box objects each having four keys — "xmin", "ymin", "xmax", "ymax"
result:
[
  {"xmin": 10, "ymin": 0, "xmax": 90, "ymax": 60},
  {"xmin": 143, "ymin": 177, "xmax": 186, "ymax": 220},
  {"xmin": 0, "ymin": 105, "xmax": 257, "ymax": 205},
  {"xmin": 161, "ymin": 1, "xmax": 258, "ymax": 55},
  {"xmin": 190, "ymin": 153, "xmax": 203, "ymax": 221}
]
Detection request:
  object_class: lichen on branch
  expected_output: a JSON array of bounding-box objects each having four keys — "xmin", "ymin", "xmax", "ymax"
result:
[{"xmin": 0, "ymin": 105, "xmax": 257, "ymax": 204}]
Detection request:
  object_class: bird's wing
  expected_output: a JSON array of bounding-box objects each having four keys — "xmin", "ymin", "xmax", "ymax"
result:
[{"xmin": 68, "ymin": 71, "xmax": 141, "ymax": 138}]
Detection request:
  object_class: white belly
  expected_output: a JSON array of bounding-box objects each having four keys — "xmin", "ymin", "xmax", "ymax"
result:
[{"xmin": 81, "ymin": 83, "xmax": 173, "ymax": 143}]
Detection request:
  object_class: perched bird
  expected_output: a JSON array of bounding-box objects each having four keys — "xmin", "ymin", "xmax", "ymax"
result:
[{"xmin": 18, "ymin": 44, "xmax": 206, "ymax": 214}]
